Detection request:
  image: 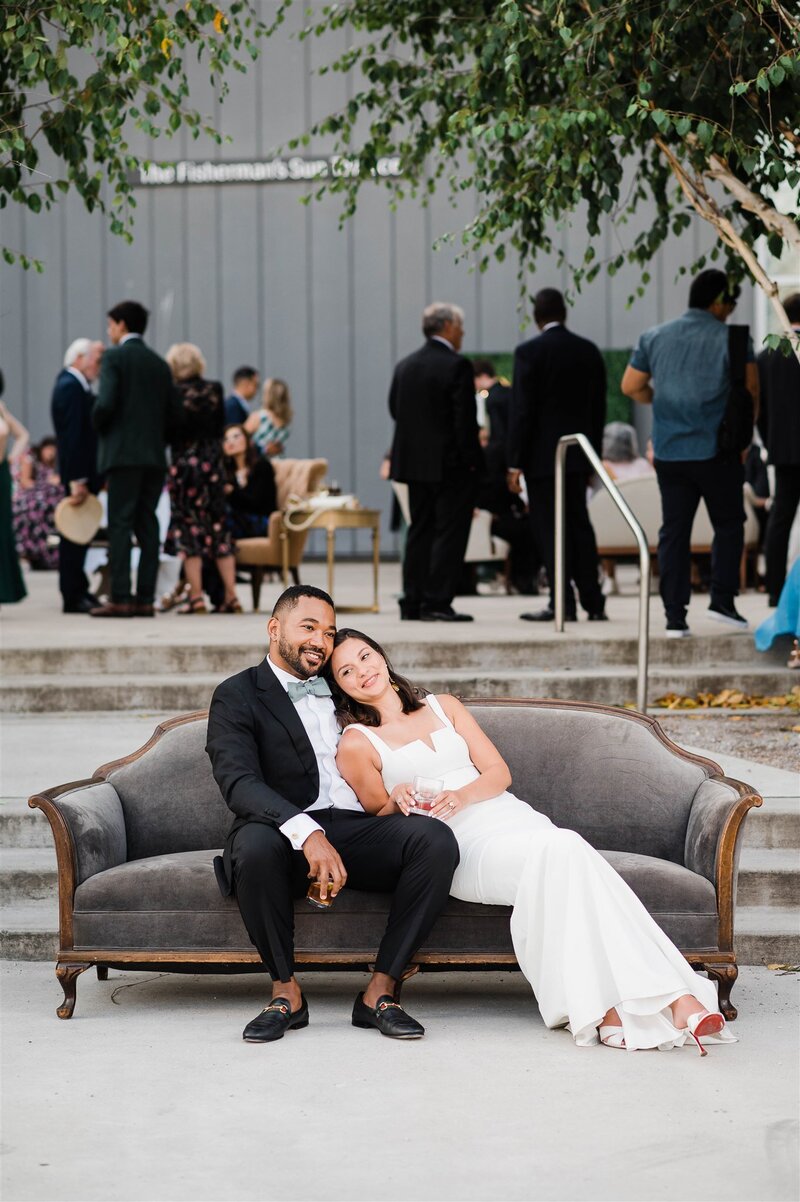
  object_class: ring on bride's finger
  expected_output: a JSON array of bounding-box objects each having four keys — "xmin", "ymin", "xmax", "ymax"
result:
[{"xmin": 448, "ymin": 801, "xmax": 455, "ymax": 809}]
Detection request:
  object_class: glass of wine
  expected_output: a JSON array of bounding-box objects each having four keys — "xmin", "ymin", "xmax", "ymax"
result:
[{"xmin": 409, "ymin": 775, "xmax": 444, "ymax": 816}]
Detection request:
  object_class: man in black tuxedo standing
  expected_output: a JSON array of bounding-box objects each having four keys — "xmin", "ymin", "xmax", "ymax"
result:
[
  {"xmin": 389, "ymin": 302, "xmax": 483, "ymax": 621},
  {"xmin": 51, "ymin": 338, "xmax": 104, "ymax": 613},
  {"xmin": 90, "ymin": 300, "xmax": 182, "ymax": 618},
  {"xmin": 206, "ymin": 585, "xmax": 459, "ymax": 1043},
  {"xmin": 507, "ymin": 288, "xmax": 607, "ymax": 623}
]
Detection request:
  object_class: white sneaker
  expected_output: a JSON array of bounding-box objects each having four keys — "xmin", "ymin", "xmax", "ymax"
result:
[
  {"xmin": 707, "ymin": 602, "xmax": 749, "ymax": 630},
  {"xmin": 666, "ymin": 623, "xmax": 691, "ymax": 639}
]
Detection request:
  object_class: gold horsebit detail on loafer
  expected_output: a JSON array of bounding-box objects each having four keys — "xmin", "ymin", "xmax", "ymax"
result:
[
  {"xmin": 377, "ymin": 1001, "xmax": 402, "ymax": 1012},
  {"xmin": 264, "ymin": 1003, "xmax": 289, "ymax": 1015}
]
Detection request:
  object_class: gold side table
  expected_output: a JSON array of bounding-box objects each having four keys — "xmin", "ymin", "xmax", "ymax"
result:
[{"xmin": 281, "ymin": 507, "xmax": 381, "ymax": 612}]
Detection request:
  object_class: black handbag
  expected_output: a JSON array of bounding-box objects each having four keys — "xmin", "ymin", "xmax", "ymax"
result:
[{"xmin": 717, "ymin": 324, "xmax": 755, "ymax": 454}]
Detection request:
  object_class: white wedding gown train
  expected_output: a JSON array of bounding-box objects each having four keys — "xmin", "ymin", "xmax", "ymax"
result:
[{"xmin": 350, "ymin": 695, "xmax": 733, "ymax": 1051}]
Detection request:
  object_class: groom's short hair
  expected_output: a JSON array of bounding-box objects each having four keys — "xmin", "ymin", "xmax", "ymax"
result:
[{"xmin": 272, "ymin": 585, "xmax": 335, "ymax": 619}]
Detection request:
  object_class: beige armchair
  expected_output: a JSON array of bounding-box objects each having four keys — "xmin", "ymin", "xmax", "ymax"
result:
[{"xmin": 235, "ymin": 458, "xmax": 328, "ymax": 609}]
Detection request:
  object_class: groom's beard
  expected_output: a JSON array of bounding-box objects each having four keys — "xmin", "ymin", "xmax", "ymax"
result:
[{"xmin": 277, "ymin": 635, "xmax": 327, "ymax": 679}]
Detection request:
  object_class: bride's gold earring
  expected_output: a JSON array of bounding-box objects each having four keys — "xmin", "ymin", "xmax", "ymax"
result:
[{"xmin": 390, "ymin": 679, "xmax": 400, "ymax": 692}]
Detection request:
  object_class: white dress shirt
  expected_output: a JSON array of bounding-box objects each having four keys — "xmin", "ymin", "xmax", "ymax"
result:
[
  {"xmin": 119, "ymin": 333, "xmax": 143, "ymax": 344},
  {"xmin": 66, "ymin": 366, "xmax": 90, "ymax": 392},
  {"xmin": 266, "ymin": 655, "xmax": 363, "ymax": 850},
  {"xmin": 430, "ymin": 335, "xmax": 455, "ymax": 351}
]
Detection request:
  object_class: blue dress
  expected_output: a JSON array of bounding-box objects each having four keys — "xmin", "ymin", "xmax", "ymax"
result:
[{"xmin": 754, "ymin": 558, "xmax": 800, "ymax": 651}]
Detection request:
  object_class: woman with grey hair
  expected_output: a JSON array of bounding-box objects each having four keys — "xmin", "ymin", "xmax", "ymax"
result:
[{"xmin": 601, "ymin": 421, "xmax": 654, "ymax": 483}]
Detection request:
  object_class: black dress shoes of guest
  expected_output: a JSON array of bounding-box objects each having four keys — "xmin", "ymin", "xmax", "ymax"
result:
[
  {"xmin": 587, "ymin": 610, "xmax": 608, "ymax": 621},
  {"xmin": 242, "ymin": 995, "xmax": 309, "ymax": 1043},
  {"xmin": 89, "ymin": 601, "xmax": 134, "ymax": 618},
  {"xmin": 520, "ymin": 608, "xmax": 576, "ymax": 622},
  {"xmin": 399, "ymin": 600, "xmax": 421, "ymax": 620},
  {"xmin": 63, "ymin": 596, "xmax": 95, "ymax": 614},
  {"xmin": 419, "ymin": 606, "xmax": 474, "ymax": 623},
  {"xmin": 351, "ymin": 993, "xmax": 425, "ymax": 1039}
]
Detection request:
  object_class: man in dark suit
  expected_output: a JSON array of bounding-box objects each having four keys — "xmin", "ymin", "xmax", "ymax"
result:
[
  {"xmin": 473, "ymin": 359, "xmax": 540, "ymax": 595},
  {"xmin": 224, "ymin": 365, "xmax": 260, "ymax": 426},
  {"xmin": 758, "ymin": 292, "xmax": 800, "ymax": 605},
  {"xmin": 90, "ymin": 300, "xmax": 183, "ymax": 618},
  {"xmin": 389, "ymin": 302, "xmax": 483, "ymax": 621},
  {"xmin": 507, "ymin": 288, "xmax": 607, "ymax": 622},
  {"xmin": 51, "ymin": 338, "xmax": 104, "ymax": 613},
  {"xmin": 206, "ymin": 585, "xmax": 459, "ymax": 1043}
]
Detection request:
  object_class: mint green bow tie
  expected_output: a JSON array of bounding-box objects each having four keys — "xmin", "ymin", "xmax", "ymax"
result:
[{"xmin": 286, "ymin": 677, "xmax": 332, "ymax": 702}]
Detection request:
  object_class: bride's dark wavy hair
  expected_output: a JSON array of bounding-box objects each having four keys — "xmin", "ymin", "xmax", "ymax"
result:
[{"xmin": 325, "ymin": 628, "xmax": 424, "ymax": 729}]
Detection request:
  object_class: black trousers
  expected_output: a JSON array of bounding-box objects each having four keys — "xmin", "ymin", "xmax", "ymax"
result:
[
  {"xmin": 231, "ymin": 810, "xmax": 460, "ymax": 982},
  {"xmin": 404, "ymin": 475, "xmax": 476, "ymax": 608},
  {"xmin": 654, "ymin": 457, "xmax": 745, "ymax": 623},
  {"xmin": 527, "ymin": 474, "xmax": 604, "ymax": 615},
  {"xmin": 58, "ymin": 535, "xmax": 90, "ymax": 608},
  {"xmin": 765, "ymin": 465, "xmax": 800, "ymax": 602},
  {"xmin": 106, "ymin": 466, "xmax": 165, "ymax": 603}
]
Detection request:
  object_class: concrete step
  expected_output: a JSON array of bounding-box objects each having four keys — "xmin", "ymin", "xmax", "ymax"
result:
[
  {"xmin": 1, "ymin": 902, "xmax": 795, "ymax": 967},
  {"xmin": 0, "ymin": 847, "xmax": 58, "ymax": 902},
  {"xmin": 0, "ymin": 800, "xmax": 51, "ymax": 848},
  {"xmin": 742, "ymin": 799, "xmax": 800, "ymax": 850},
  {"xmin": 0, "ymin": 901, "xmax": 57, "ymax": 961},
  {"xmin": 0, "ymin": 631, "xmax": 785, "ymax": 677},
  {"xmin": 1, "ymin": 665, "xmax": 794, "ymax": 712},
  {"xmin": 734, "ymin": 906, "xmax": 800, "ymax": 965},
  {"xmin": 736, "ymin": 849, "xmax": 799, "ymax": 907}
]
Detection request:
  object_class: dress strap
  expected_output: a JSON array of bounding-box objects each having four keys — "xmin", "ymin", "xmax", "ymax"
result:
[
  {"xmin": 343, "ymin": 722, "xmax": 388, "ymax": 759},
  {"xmin": 424, "ymin": 694, "xmax": 453, "ymax": 728}
]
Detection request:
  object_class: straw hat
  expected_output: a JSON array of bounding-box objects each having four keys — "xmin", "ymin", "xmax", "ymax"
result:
[{"xmin": 54, "ymin": 494, "xmax": 103, "ymax": 545}]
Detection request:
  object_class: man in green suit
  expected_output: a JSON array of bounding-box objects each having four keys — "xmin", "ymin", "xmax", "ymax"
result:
[{"xmin": 90, "ymin": 300, "xmax": 183, "ymax": 618}]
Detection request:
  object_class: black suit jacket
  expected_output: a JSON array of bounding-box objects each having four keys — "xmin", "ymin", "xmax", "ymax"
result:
[
  {"xmin": 93, "ymin": 338, "xmax": 183, "ymax": 473},
  {"xmin": 206, "ymin": 658, "xmax": 323, "ymax": 893},
  {"xmin": 757, "ymin": 342, "xmax": 800, "ymax": 466},
  {"xmin": 51, "ymin": 369, "xmax": 102, "ymax": 493},
  {"xmin": 389, "ymin": 339, "xmax": 483, "ymax": 483},
  {"xmin": 508, "ymin": 325, "xmax": 606, "ymax": 479}
]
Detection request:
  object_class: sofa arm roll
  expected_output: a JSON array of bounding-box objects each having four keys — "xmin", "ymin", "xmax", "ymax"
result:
[
  {"xmin": 30, "ymin": 780, "xmax": 127, "ymax": 887},
  {"xmin": 684, "ymin": 776, "xmax": 750, "ymax": 888}
]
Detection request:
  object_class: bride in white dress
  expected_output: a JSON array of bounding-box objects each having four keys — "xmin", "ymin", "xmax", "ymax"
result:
[{"xmin": 327, "ymin": 630, "xmax": 734, "ymax": 1054}]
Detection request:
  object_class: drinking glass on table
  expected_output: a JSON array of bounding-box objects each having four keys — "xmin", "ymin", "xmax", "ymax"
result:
[{"xmin": 409, "ymin": 775, "xmax": 444, "ymax": 816}]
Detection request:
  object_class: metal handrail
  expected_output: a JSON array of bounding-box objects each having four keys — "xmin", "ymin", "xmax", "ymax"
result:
[{"xmin": 554, "ymin": 433, "xmax": 651, "ymax": 713}]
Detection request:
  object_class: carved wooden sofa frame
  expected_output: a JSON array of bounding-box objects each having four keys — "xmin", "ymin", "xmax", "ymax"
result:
[{"xmin": 28, "ymin": 699, "xmax": 762, "ymax": 1021}]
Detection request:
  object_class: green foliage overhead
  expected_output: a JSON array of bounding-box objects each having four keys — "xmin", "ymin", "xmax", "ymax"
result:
[
  {"xmin": 0, "ymin": 1, "xmax": 263, "ymax": 269},
  {"xmin": 276, "ymin": 0, "xmax": 799, "ymax": 343}
]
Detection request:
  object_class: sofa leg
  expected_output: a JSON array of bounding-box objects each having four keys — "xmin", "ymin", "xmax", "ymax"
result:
[
  {"xmin": 96, "ymin": 965, "xmax": 109, "ymax": 981},
  {"xmin": 706, "ymin": 963, "xmax": 738, "ymax": 1021},
  {"xmin": 55, "ymin": 962, "xmax": 90, "ymax": 1019}
]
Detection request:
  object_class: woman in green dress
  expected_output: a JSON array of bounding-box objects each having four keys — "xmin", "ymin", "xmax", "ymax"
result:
[{"xmin": 0, "ymin": 378, "xmax": 30, "ymax": 604}]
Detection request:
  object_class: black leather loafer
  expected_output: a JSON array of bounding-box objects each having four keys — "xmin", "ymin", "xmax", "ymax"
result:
[
  {"xmin": 520, "ymin": 608, "xmax": 576, "ymax": 622},
  {"xmin": 242, "ymin": 995, "xmax": 309, "ymax": 1043},
  {"xmin": 351, "ymin": 993, "xmax": 425, "ymax": 1038},
  {"xmin": 419, "ymin": 607, "xmax": 473, "ymax": 623}
]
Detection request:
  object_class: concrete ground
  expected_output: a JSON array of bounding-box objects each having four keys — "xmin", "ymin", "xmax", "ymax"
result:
[{"xmin": 1, "ymin": 962, "xmax": 798, "ymax": 1202}]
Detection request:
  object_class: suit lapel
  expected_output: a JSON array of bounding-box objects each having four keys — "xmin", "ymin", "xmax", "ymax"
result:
[{"xmin": 255, "ymin": 658, "xmax": 319, "ymax": 786}]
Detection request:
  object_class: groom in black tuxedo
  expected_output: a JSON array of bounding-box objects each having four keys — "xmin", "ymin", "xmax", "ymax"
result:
[{"xmin": 206, "ymin": 585, "xmax": 459, "ymax": 1043}]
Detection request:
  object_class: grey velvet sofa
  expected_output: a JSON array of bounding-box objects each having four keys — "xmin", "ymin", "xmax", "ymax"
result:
[{"xmin": 29, "ymin": 700, "xmax": 762, "ymax": 1021}]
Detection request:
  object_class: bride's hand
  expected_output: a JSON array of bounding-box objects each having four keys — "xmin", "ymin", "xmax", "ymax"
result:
[
  {"xmin": 389, "ymin": 783, "xmax": 416, "ymax": 815},
  {"xmin": 430, "ymin": 790, "xmax": 462, "ymax": 821}
]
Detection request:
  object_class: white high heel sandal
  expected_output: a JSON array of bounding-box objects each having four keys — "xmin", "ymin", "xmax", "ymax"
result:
[{"xmin": 684, "ymin": 1010, "xmax": 725, "ymax": 1057}]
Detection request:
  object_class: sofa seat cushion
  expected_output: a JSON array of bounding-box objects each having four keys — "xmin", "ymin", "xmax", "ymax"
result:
[
  {"xmin": 72, "ymin": 847, "xmax": 719, "ymax": 956},
  {"xmin": 600, "ymin": 850, "xmax": 719, "ymax": 950}
]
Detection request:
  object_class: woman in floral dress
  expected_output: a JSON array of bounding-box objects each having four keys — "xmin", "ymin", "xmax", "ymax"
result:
[
  {"xmin": 12, "ymin": 437, "xmax": 64, "ymax": 569},
  {"xmin": 165, "ymin": 344, "xmax": 241, "ymax": 614}
]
